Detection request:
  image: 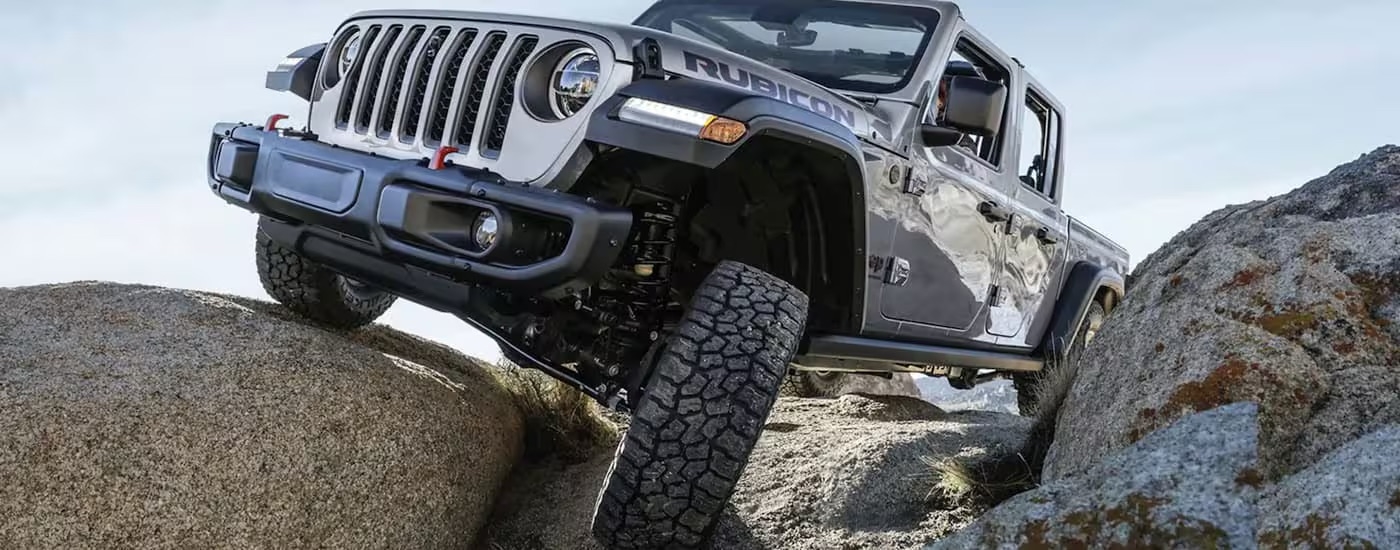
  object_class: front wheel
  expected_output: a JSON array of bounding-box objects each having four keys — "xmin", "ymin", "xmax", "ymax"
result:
[
  {"xmin": 255, "ymin": 226, "xmax": 396, "ymax": 330},
  {"xmin": 591, "ymin": 260, "xmax": 809, "ymax": 549}
]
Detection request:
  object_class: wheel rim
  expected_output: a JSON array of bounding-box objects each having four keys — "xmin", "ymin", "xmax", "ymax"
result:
[{"xmin": 1083, "ymin": 310, "xmax": 1106, "ymax": 344}]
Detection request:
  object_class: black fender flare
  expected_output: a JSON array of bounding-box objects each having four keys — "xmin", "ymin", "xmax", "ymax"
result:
[
  {"xmin": 585, "ymin": 77, "xmax": 874, "ymax": 330},
  {"xmin": 1036, "ymin": 261, "xmax": 1126, "ymax": 362},
  {"xmin": 585, "ymin": 78, "xmax": 867, "ymax": 174},
  {"xmin": 265, "ymin": 43, "xmax": 326, "ymax": 101}
]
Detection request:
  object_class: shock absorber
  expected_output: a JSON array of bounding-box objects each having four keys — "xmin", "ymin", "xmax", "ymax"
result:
[
  {"xmin": 613, "ymin": 199, "xmax": 679, "ymax": 350},
  {"xmin": 629, "ymin": 200, "xmax": 680, "ymax": 307}
]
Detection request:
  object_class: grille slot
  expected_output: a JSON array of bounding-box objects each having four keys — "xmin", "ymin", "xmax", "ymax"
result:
[
  {"xmin": 426, "ymin": 28, "xmax": 478, "ymax": 145},
  {"xmin": 403, "ymin": 26, "xmax": 453, "ymax": 143},
  {"xmin": 482, "ymin": 36, "xmax": 538, "ymax": 155},
  {"xmin": 335, "ymin": 25, "xmax": 382, "ymax": 128},
  {"xmin": 455, "ymin": 32, "xmax": 507, "ymax": 150},
  {"xmin": 355, "ymin": 25, "xmax": 402, "ymax": 132},
  {"xmin": 377, "ymin": 25, "xmax": 425, "ymax": 138}
]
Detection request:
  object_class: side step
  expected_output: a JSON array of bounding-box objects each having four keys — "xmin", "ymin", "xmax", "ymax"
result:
[{"xmin": 799, "ymin": 334, "xmax": 1043, "ymax": 373}]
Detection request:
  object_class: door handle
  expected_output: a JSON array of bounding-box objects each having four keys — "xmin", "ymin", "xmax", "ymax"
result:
[
  {"xmin": 978, "ymin": 200, "xmax": 1011, "ymax": 223},
  {"xmin": 1036, "ymin": 226, "xmax": 1059, "ymax": 245}
]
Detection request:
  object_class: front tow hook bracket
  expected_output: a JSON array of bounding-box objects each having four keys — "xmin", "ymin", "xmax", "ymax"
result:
[
  {"xmin": 429, "ymin": 146, "xmax": 459, "ymax": 170},
  {"xmin": 264, "ymin": 113, "xmax": 290, "ymax": 131}
]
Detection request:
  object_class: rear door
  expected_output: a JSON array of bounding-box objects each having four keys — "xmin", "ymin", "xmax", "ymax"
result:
[
  {"xmin": 879, "ymin": 35, "xmax": 1017, "ymax": 341},
  {"xmin": 987, "ymin": 82, "xmax": 1070, "ymax": 347}
]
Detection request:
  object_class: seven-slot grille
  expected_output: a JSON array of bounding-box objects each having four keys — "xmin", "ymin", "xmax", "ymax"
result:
[{"xmin": 331, "ymin": 23, "xmax": 540, "ymax": 155}]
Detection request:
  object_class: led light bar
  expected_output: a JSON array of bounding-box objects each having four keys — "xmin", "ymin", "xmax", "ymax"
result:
[{"xmin": 617, "ymin": 98, "xmax": 746, "ymax": 144}]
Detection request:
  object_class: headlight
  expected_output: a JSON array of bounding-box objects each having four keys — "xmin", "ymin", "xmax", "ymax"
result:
[
  {"xmin": 472, "ymin": 211, "xmax": 499, "ymax": 250},
  {"xmin": 339, "ymin": 31, "xmax": 363, "ymax": 77},
  {"xmin": 550, "ymin": 48, "xmax": 600, "ymax": 118}
]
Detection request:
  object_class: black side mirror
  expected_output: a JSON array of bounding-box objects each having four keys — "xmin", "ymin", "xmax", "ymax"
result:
[
  {"xmin": 920, "ymin": 125, "xmax": 964, "ymax": 147},
  {"xmin": 942, "ymin": 76, "xmax": 1007, "ymax": 137}
]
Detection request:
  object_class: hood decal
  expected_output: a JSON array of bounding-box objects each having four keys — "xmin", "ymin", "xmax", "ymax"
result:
[{"xmin": 682, "ymin": 51, "xmax": 857, "ymax": 131}]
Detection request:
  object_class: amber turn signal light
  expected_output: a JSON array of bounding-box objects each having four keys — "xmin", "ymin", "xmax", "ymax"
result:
[{"xmin": 699, "ymin": 118, "xmax": 747, "ymax": 144}]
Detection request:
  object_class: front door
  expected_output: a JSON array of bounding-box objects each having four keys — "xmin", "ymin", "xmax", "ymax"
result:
[
  {"xmin": 880, "ymin": 151, "xmax": 1010, "ymax": 332},
  {"xmin": 879, "ymin": 37, "xmax": 1016, "ymax": 335}
]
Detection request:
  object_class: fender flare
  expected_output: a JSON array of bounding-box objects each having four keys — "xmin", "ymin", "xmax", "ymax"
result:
[
  {"xmin": 265, "ymin": 43, "xmax": 326, "ymax": 101},
  {"xmin": 1036, "ymin": 261, "xmax": 1125, "ymax": 362},
  {"xmin": 584, "ymin": 77, "xmax": 872, "ymax": 331},
  {"xmin": 585, "ymin": 78, "xmax": 867, "ymax": 173}
]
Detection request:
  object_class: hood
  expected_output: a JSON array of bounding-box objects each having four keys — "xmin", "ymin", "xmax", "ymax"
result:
[{"xmin": 343, "ymin": 10, "xmax": 898, "ymax": 147}]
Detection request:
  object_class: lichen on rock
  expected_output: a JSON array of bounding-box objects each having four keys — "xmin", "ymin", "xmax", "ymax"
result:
[{"xmin": 1047, "ymin": 145, "xmax": 1400, "ymax": 482}]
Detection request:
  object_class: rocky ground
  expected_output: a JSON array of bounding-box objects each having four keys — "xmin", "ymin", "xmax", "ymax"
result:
[
  {"xmin": 930, "ymin": 145, "xmax": 1400, "ymax": 548},
  {"xmin": 2, "ymin": 145, "xmax": 1396, "ymax": 549},
  {"xmin": 0, "ymin": 282, "xmax": 523, "ymax": 549},
  {"xmin": 480, "ymin": 395, "xmax": 1029, "ymax": 550}
]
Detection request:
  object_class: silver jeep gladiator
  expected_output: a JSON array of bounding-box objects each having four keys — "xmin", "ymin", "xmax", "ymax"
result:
[{"xmin": 205, "ymin": 0, "xmax": 1129, "ymax": 547}]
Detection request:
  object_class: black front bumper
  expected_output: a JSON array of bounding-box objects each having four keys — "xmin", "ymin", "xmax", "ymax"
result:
[{"xmin": 207, "ymin": 122, "xmax": 632, "ymax": 310}]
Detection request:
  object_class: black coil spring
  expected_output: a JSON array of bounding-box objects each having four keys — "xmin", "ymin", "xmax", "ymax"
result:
[{"xmin": 626, "ymin": 200, "xmax": 679, "ymax": 315}]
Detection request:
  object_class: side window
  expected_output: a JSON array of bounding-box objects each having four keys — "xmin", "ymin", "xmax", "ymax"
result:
[
  {"xmin": 928, "ymin": 38, "xmax": 1013, "ymax": 167},
  {"xmin": 1018, "ymin": 89, "xmax": 1059, "ymax": 198}
]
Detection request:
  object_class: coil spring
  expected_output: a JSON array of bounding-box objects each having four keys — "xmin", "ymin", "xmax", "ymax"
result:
[{"xmin": 630, "ymin": 201, "xmax": 679, "ymax": 305}]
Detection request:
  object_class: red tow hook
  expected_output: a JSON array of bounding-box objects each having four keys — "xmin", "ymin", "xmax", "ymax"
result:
[
  {"xmin": 429, "ymin": 146, "xmax": 459, "ymax": 170},
  {"xmin": 264, "ymin": 113, "xmax": 290, "ymax": 131}
]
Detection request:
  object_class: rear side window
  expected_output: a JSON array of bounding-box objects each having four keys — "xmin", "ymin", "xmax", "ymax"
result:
[{"xmin": 1018, "ymin": 88, "xmax": 1060, "ymax": 199}]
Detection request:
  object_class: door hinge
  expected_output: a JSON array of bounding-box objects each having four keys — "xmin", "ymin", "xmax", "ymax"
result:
[
  {"xmin": 903, "ymin": 174, "xmax": 927, "ymax": 196},
  {"xmin": 884, "ymin": 256, "xmax": 911, "ymax": 286}
]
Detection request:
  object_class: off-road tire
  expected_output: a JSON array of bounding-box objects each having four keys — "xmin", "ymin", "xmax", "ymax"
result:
[
  {"xmin": 1014, "ymin": 301, "xmax": 1104, "ymax": 416},
  {"xmin": 781, "ymin": 370, "xmax": 847, "ymax": 398},
  {"xmin": 255, "ymin": 227, "xmax": 396, "ymax": 330},
  {"xmin": 591, "ymin": 260, "xmax": 809, "ymax": 549}
]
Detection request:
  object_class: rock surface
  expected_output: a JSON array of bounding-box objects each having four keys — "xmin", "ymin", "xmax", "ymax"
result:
[
  {"xmin": 0, "ymin": 282, "xmax": 523, "ymax": 549},
  {"xmin": 1048, "ymin": 145, "xmax": 1400, "ymax": 481},
  {"xmin": 1257, "ymin": 426, "xmax": 1400, "ymax": 548},
  {"xmin": 783, "ymin": 370, "xmax": 924, "ymax": 399},
  {"xmin": 930, "ymin": 403, "xmax": 1262, "ymax": 549},
  {"xmin": 480, "ymin": 394, "xmax": 1031, "ymax": 550},
  {"xmin": 931, "ymin": 405, "xmax": 1400, "ymax": 549}
]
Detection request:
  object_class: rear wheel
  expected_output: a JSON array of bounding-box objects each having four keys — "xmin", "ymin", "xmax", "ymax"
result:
[
  {"xmin": 1014, "ymin": 301, "xmax": 1104, "ymax": 417},
  {"xmin": 255, "ymin": 226, "xmax": 396, "ymax": 329},
  {"xmin": 781, "ymin": 370, "xmax": 847, "ymax": 398},
  {"xmin": 591, "ymin": 260, "xmax": 808, "ymax": 549}
]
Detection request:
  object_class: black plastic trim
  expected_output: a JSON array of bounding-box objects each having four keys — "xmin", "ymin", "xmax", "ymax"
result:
[
  {"xmin": 801, "ymin": 334, "xmax": 1043, "ymax": 372},
  {"xmin": 1036, "ymin": 261, "xmax": 1125, "ymax": 362},
  {"xmin": 584, "ymin": 77, "xmax": 871, "ymax": 333},
  {"xmin": 266, "ymin": 43, "xmax": 326, "ymax": 101},
  {"xmin": 584, "ymin": 77, "xmax": 864, "ymax": 169},
  {"xmin": 208, "ymin": 123, "xmax": 632, "ymax": 299}
]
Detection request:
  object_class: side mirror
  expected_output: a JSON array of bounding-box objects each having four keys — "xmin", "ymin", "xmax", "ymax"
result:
[
  {"xmin": 942, "ymin": 76, "xmax": 1007, "ymax": 137},
  {"xmin": 920, "ymin": 125, "xmax": 964, "ymax": 147}
]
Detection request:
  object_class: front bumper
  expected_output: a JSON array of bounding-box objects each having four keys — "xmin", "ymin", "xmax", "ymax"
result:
[{"xmin": 206, "ymin": 122, "xmax": 632, "ymax": 308}]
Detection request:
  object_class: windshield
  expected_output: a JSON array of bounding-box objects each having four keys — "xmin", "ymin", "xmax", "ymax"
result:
[{"xmin": 635, "ymin": 1, "xmax": 940, "ymax": 94}]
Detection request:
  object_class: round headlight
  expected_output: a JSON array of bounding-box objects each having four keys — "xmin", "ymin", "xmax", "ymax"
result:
[
  {"xmin": 339, "ymin": 32, "xmax": 363, "ymax": 76},
  {"xmin": 550, "ymin": 48, "xmax": 600, "ymax": 119},
  {"xmin": 472, "ymin": 211, "xmax": 499, "ymax": 250}
]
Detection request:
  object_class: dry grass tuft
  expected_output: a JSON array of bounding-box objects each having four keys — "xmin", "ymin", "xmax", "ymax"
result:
[
  {"xmin": 491, "ymin": 358, "xmax": 621, "ymax": 462},
  {"xmin": 923, "ymin": 356, "xmax": 1082, "ymax": 508}
]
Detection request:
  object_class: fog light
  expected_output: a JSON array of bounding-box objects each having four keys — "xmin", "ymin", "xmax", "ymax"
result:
[{"xmin": 472, "ymin": 211, "xmax": 499, "ymax": 249}]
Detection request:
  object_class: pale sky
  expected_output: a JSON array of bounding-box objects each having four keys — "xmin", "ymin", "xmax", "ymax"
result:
[{"xmin": 2, "ymin": 0, "xmax": 1397, "ymax": 361}]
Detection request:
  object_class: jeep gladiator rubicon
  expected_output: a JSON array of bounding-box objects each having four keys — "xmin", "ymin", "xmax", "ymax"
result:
[{"xmin": 205, "ymin": 0, "xmax": 1128, "ymax": 546}]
